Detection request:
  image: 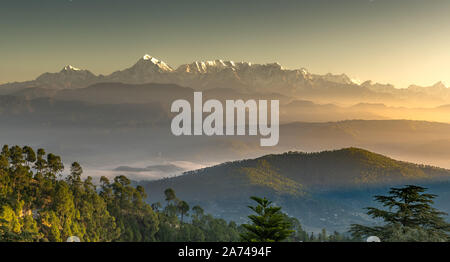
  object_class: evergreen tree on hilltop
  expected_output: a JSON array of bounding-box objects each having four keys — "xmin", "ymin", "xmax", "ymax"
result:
[
  {"xmin": 350, "ymin": 185, "xmax": 450, "ymax": 242},
  {"xmin": 241, "ymin": 196, "xmax": 294, "ymax": 242}
]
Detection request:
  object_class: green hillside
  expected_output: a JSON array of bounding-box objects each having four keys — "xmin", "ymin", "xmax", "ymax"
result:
[
  {"xmin": 143, "ymin": 148, "xmax": 450, "ymax": 201},
  {"xmin": 141, "ymin": 148, "xmax": 450, "ymax": 231}
]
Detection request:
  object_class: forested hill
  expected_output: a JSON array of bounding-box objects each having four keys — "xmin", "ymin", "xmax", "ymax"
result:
[
  {"xmin": 143, "ymin": 148, "xmax": 450, "ymax": 202},
  {"xmin": 140, "ymin": 148, "xmax": 450, "ymax": 231}
]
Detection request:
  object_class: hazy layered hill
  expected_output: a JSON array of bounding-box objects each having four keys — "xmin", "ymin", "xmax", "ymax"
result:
[
  {"xmin": 10, "ymin": 80, "xmax": 450, "ymax": 124},
  {"xmin": 4, "ymin": 96, "xmax": 450, "ymax": 170},
  {"xmin": 2, "ymin": 54, "xmax": 450, "ymax": 107},
  {"xmin": 11, "ymin": 82, "xmax": 193, "ymax": 104},
  {"xmin": 0, "ymin": 95, "xmax": 170, "ymax": 127},
  {"xmin": 12, "ymin": 84, "xmax": 450, "ymax": 124},
  {"xmin": 140, "ymin": 148, "xmax": 450, "ymax": 231},
  {"xmin": 11, "ymin": 82, "xmax": 291, "ymax": 106},
  {"xmin": 278, "ymin": 120, "xmax": 450, "ymax": 168}
]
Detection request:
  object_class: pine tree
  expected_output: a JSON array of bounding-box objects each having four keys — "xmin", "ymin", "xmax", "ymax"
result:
[
  {"xmin": 240, "ymin": 196, "xmax": 294, "ymax": 242},
  {"xmin": 350, "ymin": 185, "xmax": 450, "ymax": 242}
]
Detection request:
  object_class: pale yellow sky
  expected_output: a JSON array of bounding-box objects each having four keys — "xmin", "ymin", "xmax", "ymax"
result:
[{"xmin": 1, "ymin": 0, "xmax": 449, "ymax": 89}]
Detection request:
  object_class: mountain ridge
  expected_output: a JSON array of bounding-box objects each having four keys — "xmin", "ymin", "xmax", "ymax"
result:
[
  {"xmin": 144, "ymin": 147, "xmax": 450, "ymax": 193},
  {"xmin": 2, "ymin": 54, "xmax": 448, "ymax": 107},
  {"xmin": 4, "ymin": 54, "xmax": 447, "ymax": 91}
]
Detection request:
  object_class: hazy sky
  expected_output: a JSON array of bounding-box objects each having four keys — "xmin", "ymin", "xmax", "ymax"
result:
[{"xmin": 1, "ymin": 0, "xmax": 449, "ymax": 88}]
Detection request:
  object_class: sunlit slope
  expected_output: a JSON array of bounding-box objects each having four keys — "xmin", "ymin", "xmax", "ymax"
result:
[{"xmin": 144, "ymin": 148, "xmax": 450, "ymax": 201}]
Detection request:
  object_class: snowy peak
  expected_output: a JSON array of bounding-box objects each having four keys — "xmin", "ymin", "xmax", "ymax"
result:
[
  {"xmin": 175, "ymin": 60, "xmax": 286, "ymax": 74},
  {"xmin": 104, "ymin": 54, "xmax": 174, "ymax": 84},
  {"xmin": 142, "ymin": 54, "xmax": 153, "ymax": 61},
  {"xmin": 33, "ymin": 64, "xmax": 97, "ymax": 89},
  {"xmin": 37, "ymin": 64, "xmax": 94, "ymax": 81},
  {"xmin": 135, "ymin": 54, "xmax": 173, "ymax": 72},
  {"xmin": 61, "ymin": 65, "xmax": 82, "ymax": 72},
  {"xmin": 176, "ymin": 60, "xmax": 240, "ymax": 74}
]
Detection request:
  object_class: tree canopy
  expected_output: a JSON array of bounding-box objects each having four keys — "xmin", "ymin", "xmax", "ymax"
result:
[{"xmin": 0, "ymin": 145, "xmax": 242, "ymax": 242}]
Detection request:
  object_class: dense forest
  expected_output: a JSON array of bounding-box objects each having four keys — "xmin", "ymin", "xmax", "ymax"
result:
[{"xmin": 0, "ymin": 145, "xmax": 352, "ymax": 242}]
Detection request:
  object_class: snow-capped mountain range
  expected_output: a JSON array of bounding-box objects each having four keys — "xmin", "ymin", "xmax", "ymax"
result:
[
  {"xmin": 0, "ymin": 54, "xmax": 354, "ymax": 91},
  {"xmin": 0, "ymin": 54, "xmax": 448, "ymax": 106}
]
